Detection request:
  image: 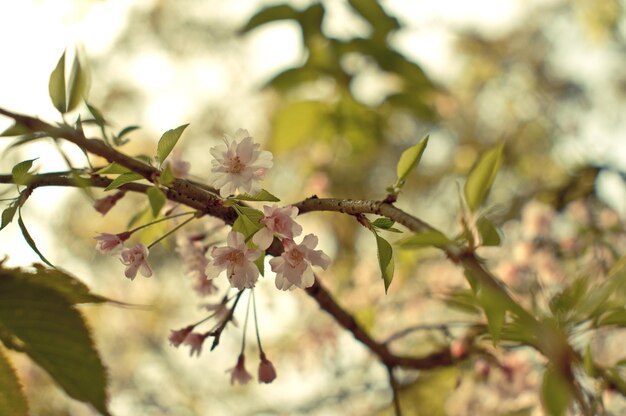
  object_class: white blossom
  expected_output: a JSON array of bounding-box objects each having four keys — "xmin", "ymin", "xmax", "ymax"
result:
[{"xmin": 270, "ymin": 234, "xmax": 330, "ymax": 290}]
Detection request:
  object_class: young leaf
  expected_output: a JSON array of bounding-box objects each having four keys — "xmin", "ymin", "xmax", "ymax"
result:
[
  {"xmin": 1, "ymin": 203, "xmax": 18, "ymax": 232},
  {"xmin": 94, "ymin": 163, "xmax": 131, "ymax": 175},
  {"xmin": 374, "ymin": 232, "xmax": 395, "ymax": 293},
  {"xmin": 0, "ymin": 347, "xmax": 28, "ymax": 416},
  {"xmin": 17, "ymin": 212, "xmax": 54, "ymax": 268},
  {"xmin": 66, "ymin": 52, "xmax": 90, "ymax": 112},
  {"xmin": 232, "ymin": 189, "xmax": 280, "ymax": 202},
  {"xmin": 146, "ymin": 187, "xmax": 166, "ymax": 217},
  {"xmin": 464, "ymin": 142, "xmax": 504, "ymax": 212},
  {"xmin": 104, "ymin": 172, "xmax": 144, "ymax": 191},
  {"xmin": 156, "ymin": 124, "xmax": 189, "ymax": 164},
  {"xmin": 232, "ymin": 209, "xmax": 264, "ymax": 239},
  {"xmin": 371, "ymin": 218, "xmax": 402, "ymax": 233},
  {"xmin": 48, "ymin": 51, "xmax": 66, "ymax": 113},
  {"xmin": 0, "ymin": 270, "xmax": 110, "ymax": 415},
  {"xmin": 160, "ymin": 164, "xmax": 175, "ymax": 186},
  {"xmin": 395, "ymin": 135, "xmax": 429, "ymax": 188},
  {"xmin": 86, "ymin": 103, "xmax": 106, "ymax": 127},
  {"xmin": 0, "ymin": 123, "xmax": 30, "ymax": 137},
  {"xmin": 541, "ymin": 366, "xmax": 572, "ymax": 416},
  {"xmin": 476, "ymin": 216, "xmax": 501, "ymax": 247},
  {"xmin": 397, "ymin": 229, "xmax": 451, "ymax": 249},
  {"xmin": 11, "ymin": 159, "xmax": 37, "ymax": 186}
]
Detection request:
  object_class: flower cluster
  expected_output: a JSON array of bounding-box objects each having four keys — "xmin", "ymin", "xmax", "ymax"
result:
[{"xmin": 94, "ymin": 231, "xmax": 153, "ymax": 280}]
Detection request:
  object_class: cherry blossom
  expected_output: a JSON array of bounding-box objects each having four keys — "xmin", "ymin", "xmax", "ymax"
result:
[
  {"xmin": 164, "ymin": 152, "xmax": 191, "ymax": 178},
  {"xmin": 93, "ymin": 190, "xmax": 126, "ymax": 215},
  {"xmin": 208, "ymin": 129, "xmax": 273, "ymax": 197},
  {"xmin": 227, "ymin": 354, "xmax": 252, "ymax": 385},
  {"xmin": 168, "ymin": 326, "xmax": 193, "ymax": 347},
  {"xmin": 269, "ymin": 234, "xmax": 330, "ymax": 290},
  {"xmin": 252, "ymin": 204, "xmax": 302, "ymax": 250},
  {"xmin": 176, "ymin": 233, "xmax": 217, "ymax": 295},
  {"xmin": 183, "ymin": 332, "xmax": 206, "ymax": 357},
  {"xmin": 94, "ymin": 232, "xmax": 129, "ymax": 254},
  {"xmin": 258, "ymin": 352, "xmax": 277, "ymax": 384},
  {"xmin": 207, "ymin": 231, "xmax": 261, "ymax": 289},
  {"xmin": 120, "ymin": 243, "xmax": 153, "ymax": 280}
]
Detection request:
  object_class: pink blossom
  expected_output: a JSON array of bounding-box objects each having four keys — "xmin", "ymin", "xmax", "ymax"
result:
[
  {"xmin": 183, "ymin": 332, "xmax": 206, "ymax": 357},
  {"xmin": 252, "ymin": 205, "xmax": 302, "ymax": 250},
  {"xmin": 269, "ymin": 234, "xmax": 330, "ymax": 290},
  {"xmin": 164, "ymin": 152, "xmax": 191, "ymax": 178},
  {"xmin": 227, "ymin": 354, "xmax": 252, "ymax": 385},
  {"xmin": 168, "ymin": 326, "xmax": 193, "ymax": 347},
  {"xmin": 207, "ymin": 231, "xmax": 261, "ymax": 289},
  {"xmin": 93, "ymin": 190, "xmax": 126, "ymax": 216},
  {"xmin": 193, "ymin": 277, "xmax": 218, "ymax": 296},
  {"xmin": 208, "ymin": 129, "xmax": 273, "ymax": 197},
  {"xmin": 176, "ymin": 233, "xmax": 215, "ymax": 295},
  {"xmin": 94, "ymin": 232, "xmax": 129, "ymax": 254},
  {"xmin": 258, "ymin": 353, "xmax": 277, "ymax": 384},
  {"xmin": 120, "ymin": 243, "xmax": 152, "ymax": 280}
]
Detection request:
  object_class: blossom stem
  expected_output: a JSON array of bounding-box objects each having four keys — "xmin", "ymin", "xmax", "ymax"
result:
[
  {"xmin": 130, "ymin": 210, "xmax": 197, "ymax": 235},
  {"xmin": 252, "ymin": 290, "xmax": 264, "ymax": 354},
  {"xmin": 147, "ymin": 215, "xmax": 196, "ymax": 249},
  {"xmin": 241, "ymin": 290, "xmax": 253, "ymax": 355}
]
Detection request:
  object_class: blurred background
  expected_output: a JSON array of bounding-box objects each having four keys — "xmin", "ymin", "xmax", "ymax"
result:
[{"xmin": 1, "ymin": 0, "xmax": 626, "ymax": 414}]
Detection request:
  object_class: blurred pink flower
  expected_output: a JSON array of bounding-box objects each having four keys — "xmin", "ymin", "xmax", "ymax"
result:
[
  {"xmin": 94, "ymin": 232, "xmax": 129, "ymax": 254},
  {"xmin": 207, "ymin": 231, "xmax": 261, "ymax": 289},
  {"xmin": 258, "ymin": 353, "xmax": 277, "ymax": 384},
  {"xmin": 208, "ymin": 129, "xmax": 273, "ymax": 197},
  {"xmin": 120, "ymin": 243, "xmax": 152, "ymax": 280},
  {"xmin": 183, "ymin": 332, "xmax": 206, "ymax": 357},
  {"xmin": 168, "ymin": 326, "xmax": 193, "ymax": 347},
  {"xmin": 228, "ymin": 354, "xmax": 252, "ymax": 385},
  {"xmin": 270, "ymin": 234, "xmax": 330, "ymax": 290},
  {"xmin": 93, "ymin": 190, "xmax": 126, "ymax": 216},
  {"xmin": 164, "ymin": 152, "xmax": 191, "ymax": 178},
  {"xmin": 252, "ymin": 204, "xmax": 302, "ymax": 250}
]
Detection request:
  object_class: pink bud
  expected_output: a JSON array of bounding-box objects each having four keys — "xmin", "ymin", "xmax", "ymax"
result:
[
  {"xmin": 258, "ymin": 353, "xmax": 277, "ymax": 384},
  {"xmin": 168, "ymin": 326, "xmax": 193, "ymax": 347},
  {"xmin": 93, "ymin": 191, "xmax": 126, "ymax": 216}
]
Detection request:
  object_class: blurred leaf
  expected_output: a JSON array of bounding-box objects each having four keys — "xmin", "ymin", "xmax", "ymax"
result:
[
  {"xmin": 86, "ymin": 103, "xmax": 106, "ymax": 127},
  {"xmin": 374, "ymin": 232, "xmax": 394, "ymax": 293},
  {"xmin": 297, "ymin": 3, "xmax": 325, "ymax": 41},
  {"xmin": 464, "ymin": 142, "xmax": 504, "ymax": 212},
  {"xmin": 476, "ymin": 216, "xmax": 501, "ymax": 246},
  {"xmin": 66, "ymin": 52, "xmax": 90, "ymax": 112},
  {"xmin": 0, "ymin": 347, "xmax": 28, "ymax": 416},
  {"xmin": 347, "ymin": 0, "xmax": 399, "ymax": 41},
  {"xmin": 94, "ymin": 163, "xmax": 131, "ymax": 175},
  {"xmin": 395, "ymin": 135, "xmax": 429, "ymax": 188},
  {"xmin": 11, "ymin": 159, "xmax": 37, "ymax": 186},
  {"xmin": 371, "ymin": 218, "xmax": 401, "ymax": 232},
  {"xmin": 114, "ymin": 125, "xmax": 141, "ymax": 146},
  {"xmin": 157, "ymin": 124, "xmax": 189, "ymax": 164},
  {"xmin": 443, "ymin": 289, "xmax": 482, "ymax": 315},
  {"xmin": 0, "ymin": 268, "xmax": 110, "ymax": 415},
  {"xmin": 265, "ymin": 66, "xmax": 320, "ymax": 92},
  {"xmin": 0, "ymin": 123, "xmax": 30, "ymax": 137},
  {"xmin": 270, "ymin": 100, "xmax": 331, "ymax": 153},
  {"xmin": 583, "ymin": 344, "xmax": 595, "ymax": 377},
  {"xmin": 541, "ymin": 366, "xmax": 572, "ymax": 416},
  {"xmin": 146, "ymin": 187, "xmax": 166, "ymax": 217},
  {"xmin": 231, "ymin": 189, "xmax": 280, "ymax": 202},
  {"xmin": 597, "ymin": 308, "xmax": 626, "ymax": 327},
  {"xmin": 240, "ymin": 4, "xmax": 298, "ymax": 33},
  {"xmin": 397, "ymin": 229, "xmax": 451, "ymax": 249},
  {"xmin": 104, "ymin": 172, "xmax": 143, "ymax": 191},
  {"xmin": 29, "ymin": 265, "xmax": 108, "ymax": 304},
  {"xmin": 48, "ymin": 51, "xmax": 66, "ymax": 113},
  {"xmin": 1, "ymin": 202, "xmax": 18, "ymax": 231},
  {"xmin": 17, "ymin": 212, "xmax": 54, "ymax": 268}
]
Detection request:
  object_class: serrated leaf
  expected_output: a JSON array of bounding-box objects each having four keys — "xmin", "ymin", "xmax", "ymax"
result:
[
  {"xmin": 541, "ymin": 366, "xmax": 572, "ymax": 416},
  {"xmin": 464, "ymin": 142, "xmax": 504, "ymax": 212},
  {"xmin": 156, "ymin": 124, "xmax": 189, "ymax": 164},
  {"xmin": 395, "ymin": 135, "xmax": 429, "ymax": 187},
  {"xmin": 11, "ymin": 159, "xmax": 37, "ymax": 186},
  {"xmin": 1, "ymin": 203, "xmax": 18, "ymax": 231},
  {"xmin": 66, "ymin": 52, "xmax": 90, "ymax": 112},
  {"xmin": 0, "ymin": 269, "xmax": 110, "ymax": 415},
  {"xmin": 0, "ymin": 346, "xmax": 28, "ymax": 416},
  {"xmin": 94, "ymin": 163, "xmax": 131, "ymax": 175},
  {"xmin": 17, "ymin": 212, "xmax": 54, "ymax": 268},
  {"xmin": 397, "ymin": 229, "xmax": 451, "ymax": 249},
  {"xmin": 104, "ymin": 172, "xmax": 143, "ymax": 191},
  {"xmin": 0, "ymin": 123, "xmax": 30, "ymax": 137},
  {"xmin": 28, "ymin": 265, "xmax": 108, "ymax": 304},
  {"xmin": 476, "ymin": 216, "xmax": 501, "ymax": 246},
  {"xmin": 146, "ymin": 187, "xmax": 166, "ymax": 217},
  {"xmin": 49, "ymin": 51, "xmax": 66, "ymax": 113},
  {"xmin": 374, "ymin": 232, "xmax": 394, "ymax": 293},
  {"xmin": 234, "ymin": 205, "xmax": 264, "ymax": 223},
  {"xmin": 232, "ymin": 189, "xmax": 280, "ymax": 202},
  {"xmin": 232, "ymin": 208, "xmax": 264, "ymax": 240},
  {"xmin": 240, "ymin": 4, "xmax": 299, "ymax": 33}
]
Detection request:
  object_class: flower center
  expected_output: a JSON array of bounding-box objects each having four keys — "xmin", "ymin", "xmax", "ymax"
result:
[
  {"xmin": 287, "ymin": 247, "xmax": 304, "ymax": 265},
  {"xmin": 226, "ymin": 250, "xmax": 245, "ymax": 264},
  {"xmin": 226, "ymin": 156, "xmax": 246, "ymax": 174}
]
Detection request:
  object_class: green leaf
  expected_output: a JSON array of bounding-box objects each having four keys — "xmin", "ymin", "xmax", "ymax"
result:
[
  {"xmin": 156, "ymin": 124, "xmax": 189, "ymax": 164},
  {"xmin": 66, "ymin": 52, "xmax": 90, "ymax": 112},
  {"xmin": 104, "ymin": 172, "xmax": 143, "ymax": 191},
  {"xmin": 48, "ymin": 51, "xmax": 66, "ymax": 113},
  {"xmin": 476, "ymin": 216, "xmax": 501, "ymax": 246},
  {"xmin": 94, "ymin": 163, "xmax": 131, "ymax": 175},
  {"xmin": 0, "ymin": 123, "xmax": 30, "ymax": 137},
  {"xmin": 374, "ymin": 232, "xmax": 394, "ymax": 293},
  {"xmin": 160, "ymin": 164, "xmax": 174, "ymax": 186},
  {"xmin": 598, "ymin": 308, "xmax": 626, "ymax": 327},
  {"xmin": 146, "ymin": 187, "xmax": 166, "ymax": 217},
  {"xmin": 28, "ymin": 265, "xmax": 108, "ymax": 304},
  {"xmin": 541, "ymin": 366, "xmax": 572, "ymax": 416},
  {"xmin": 232, "ymin": 189, "xmax": 280, "ymax": 202},
  {"xmin": 583, "ymin": 344, "xmax": 595, "ymax": 377},
  {"xmin": 464, "ymin": 142, "xmax": 504, "ymax": 212},
  {"xmin": 11, "ymin": 159, "xmax": 37, "ymax": 186},
  {"xmin": 114, "ymin": 125, "xmax": 141, "ymax": 145},
  {"xmin": 347, "ymin": 0, "xmax": 400, "ymax": 40},
  {"xmin": 270, "ymin": 100, "xmax": 331, "ymax": 153},
  {"xmin": 254, "ymin": 250, "xmax": 265, "ymax": 275},
  {"xmin": 397, "ymin": 229, "xmax": 451, "ymax": 249},
  {"xmin": 86, "ymin": 103, "xmax": 106, "ymax": 127},
  {"xmin": 1, "ymin": 203, "xmax": 18, "ymax": 231},
  {"xmin": 232, "ymin": 207, "xmax": 264, "ymax": 240},
  {"xmin": 240, "ymin": 4, "xmax": 299, "ymax": 33},
  {"xmin": 17, "ymin": 212, "xmax": 54, "ymax": 268},
  {"xmin": 0, "ymin": 269, "xmax": 110, "ymax": 415},
  {"xmin": 234, "ymin": 205, "xmax": 264, "ymax": 223},
  {"xmin": 0, "ymin": 346, "xmax": 28, "ymax": 416},
  {"xmin": 371, "ymin": 218, "xmax": 401, "ymax": 232}
]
